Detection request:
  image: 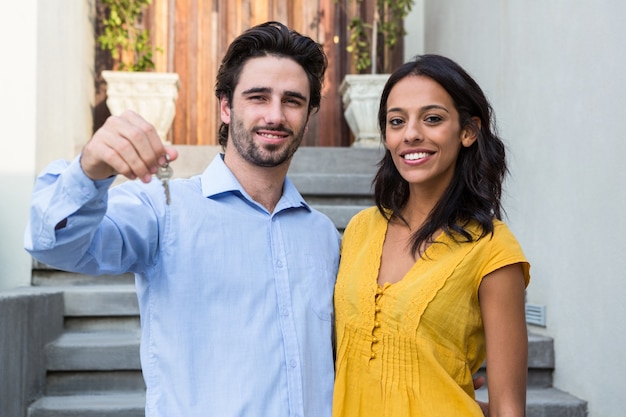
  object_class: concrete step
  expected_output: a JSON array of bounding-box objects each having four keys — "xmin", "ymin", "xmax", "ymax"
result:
[
  {"xmin": 27, "ymin": 393, "xmax": 145, "ymax": 417},
  {"xmin": 474, "ymin": 333, "xmax": 555, "ymax": 388},
  {"xmin": 476, "ymin": 387, "xmax": 588, "ymax": 417},
  {"xmin": 289, "ymin": 173, "xmax": 375, "ymax": 196},
  {"xmin": 63, "ymin": 285, "xmax": 139, "ymax": 317},
  {"xmin": 289, "ymin": 146, "xmax": 383, "ymax": 176},
  {"xmin": 526, "ymin": 333, "xmax": 555, "ymax": 388},
  {"xmin": 46, "ymin": 370, "xmax": 145, "ymax": 395},
  {"xmin": 56, "ymin": 284, "xmax": 140, "ymax": 331},
  {"xmin": 45, "ymin": 331, "xmax": 141, "ymax": 371},
  {"xmin": 32, "ymin": 267, "xmax": 134, "ymax": 287},
  {"xmin": 64, "ymin": 315, "xmax": 141, "ymax": 332},
  {"xmin": 314, "ymin": 204, "xmax": 371, "ymax": 230},
  {"xmin": 525, "ymin": 388, "xmax": 589, "ymax": 417}
]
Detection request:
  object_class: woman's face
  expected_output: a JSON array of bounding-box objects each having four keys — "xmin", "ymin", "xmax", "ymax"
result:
[{"xmin": 384, "ymin": 75, "xmax": 477, "ymax": 195}]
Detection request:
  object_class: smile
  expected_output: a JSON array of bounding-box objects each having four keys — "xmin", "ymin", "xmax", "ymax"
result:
[
  {"xmin": 402, "ymin": 152, "xmax": 431, "ymax": 161},
  {"xmin": 258, "ymin": 132, "xmax": 287, "ymax": 139}
]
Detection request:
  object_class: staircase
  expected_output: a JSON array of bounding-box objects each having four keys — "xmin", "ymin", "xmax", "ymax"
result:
[
  {"xmin": 475, "ymin": 334, "xmax": 588, "ymax": 416},
  {"xmin": 26, "ymin": 147, "xmax": 588, "ymax": 416},
  {"xmin": 27, "ymin": 270, "xmax": 144, "ymax": 417}
]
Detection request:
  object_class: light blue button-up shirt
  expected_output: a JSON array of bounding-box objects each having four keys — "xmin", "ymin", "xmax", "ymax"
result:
[{"xmin": 25, "ymin": 154, "xmax": 340, "ymax": 417}]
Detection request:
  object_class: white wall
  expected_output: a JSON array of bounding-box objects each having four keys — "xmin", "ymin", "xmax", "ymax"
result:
[
  {"xmin": 414, "ymin": 1, "xmax": 625, "ymax": 416},
  {"xmin": 0, "ymin": 0, "xmax": 94, "ymax": 290},
  {"xmin": 404, "ymin": 0, "xmax": 425, "ymax": 60},
  {"xmin": 0, "ymin": 1, "xmax": 38, "ymax": 289},
  {"xmin": 36, "ymin": 0, "xmax": 94, "ymax": 171}
]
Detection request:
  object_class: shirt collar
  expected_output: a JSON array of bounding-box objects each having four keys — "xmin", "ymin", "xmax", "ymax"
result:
[{"xmin": 200, "ymin": 153, "xmax": 311, "ymax": 213}]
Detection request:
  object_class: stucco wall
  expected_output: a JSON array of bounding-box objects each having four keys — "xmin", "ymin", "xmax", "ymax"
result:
[
  {"xmin": 415, "ymin": 1, "xmax": 625, "ymax": 416},
  {"xmin": 0, "ymin": 0, "xmax": 94, "ymax": 291},
  {"xmin": 36, "ymin": 0, "xmax": 95, "ymax": 169},
  {"xmin": 0, "ymin": 1, "xmax": 38, "ymax": 290},
  {"xmin": 0, "ymin": 289, "xmax": 63, "ymax": 417}
]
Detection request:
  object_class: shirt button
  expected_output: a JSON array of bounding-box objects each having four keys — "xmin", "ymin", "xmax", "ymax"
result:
[
  {"xmin": 375, "ymin": 306, "xmax": 382, "ymax": 313},
  {"xmin": 370, "ymin": 352, "xmax": 377, "ymax": 359},
  {"xmin": 290, "ymin": 360, "xmax": 297, "ymax": 368},
  {"xmin": 276, "ymin": 260, "xmax": 283, "ymax": 268},
  {"xmin": 282, "ymin": 309, "xmax": 290, "ymax": 316},
  {"xmin": 374, "ymin": 321, "xmax": 380, "ymax": 328},
  {"xmin": 372, "ymin": 336, "xmax": 378, "ymax": 343}
]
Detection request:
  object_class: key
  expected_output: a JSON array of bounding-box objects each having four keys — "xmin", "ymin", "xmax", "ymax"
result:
[{"xmin": 156, "ymin": 155, "xmax": 173, "ymax": 205}]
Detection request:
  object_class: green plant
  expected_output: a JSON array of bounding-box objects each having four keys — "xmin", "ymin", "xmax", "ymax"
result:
[
  {"xmin": 97, "ymin": 0, "xmax": 157, "ymax": 71},
  {"xmin": 345, "ymin": 0, "xmax": 414, "ymax": 73}
]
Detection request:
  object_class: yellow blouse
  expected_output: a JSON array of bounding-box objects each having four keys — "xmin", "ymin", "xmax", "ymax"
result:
[{"xmin": 333, "ymin": 207, "xmax": 530, "ymax": 417}]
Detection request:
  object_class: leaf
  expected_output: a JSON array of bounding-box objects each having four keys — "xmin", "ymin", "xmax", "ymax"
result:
[{"xmin": 97, "ymin": 0, "xmax": 157, "ymax": 72}]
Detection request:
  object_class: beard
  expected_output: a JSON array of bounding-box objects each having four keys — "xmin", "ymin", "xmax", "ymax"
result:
[{"xmin": 229, "ymin": 112, "xmax": 306, "ymax": 168}]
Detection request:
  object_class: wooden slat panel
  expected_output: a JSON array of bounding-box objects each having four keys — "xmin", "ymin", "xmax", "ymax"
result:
[
  {"xmin": 196, "ymin": 0, "xmax": 216, "ymax": 145},
  {"xmin": 188, "ymin": 0, "xmax": 198, "ymax": 144},
  {"xmin": 317, "ymin": 0, "xmax": 350, "ymax": 146},
  {"xmin": 250, "ymin": 0, "xmax": 268, "ymax": 26},
  {"xmin": 289, "ymin": 0, "xmax": 303, "ymax": 33},
  {"xmin": 275, "ymin": 0, "xmax": 289, "ymax": 25},
  {"xmin": 151, "ymin": 0, "xmax": 171, "ymax": 72},
  {"xmin": 218, "ymin": 0, "xmax": 230, "ymax": 73},
  {"xmin": 173, "ymin": 0, "xmax": 190, "ymax": 144}
]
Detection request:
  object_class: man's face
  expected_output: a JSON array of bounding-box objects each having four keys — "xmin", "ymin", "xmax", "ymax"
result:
[{"xmin": 220, "ymin": 56, "xmax": 311, "ymax": 167}]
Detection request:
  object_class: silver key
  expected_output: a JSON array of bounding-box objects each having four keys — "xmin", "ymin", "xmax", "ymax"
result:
[{"xmin": 156, "ymin": 156, "xmax": 173, "ymax": 205}]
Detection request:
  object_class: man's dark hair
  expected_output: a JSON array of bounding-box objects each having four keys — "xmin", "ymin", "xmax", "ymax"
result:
[{"xmin": 214, "ymin": 21, "xmax": 328, "ymax": 147}]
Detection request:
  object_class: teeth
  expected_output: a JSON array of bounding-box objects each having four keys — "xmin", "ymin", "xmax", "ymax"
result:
[{"xmin": 403, "ymin": 152, "xmax": 429, "ymax": 161}]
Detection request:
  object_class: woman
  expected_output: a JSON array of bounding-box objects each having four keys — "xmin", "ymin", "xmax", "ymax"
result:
[{"xmin": 333, "ymin": 54, "xmax": 530, "ymax": 417}]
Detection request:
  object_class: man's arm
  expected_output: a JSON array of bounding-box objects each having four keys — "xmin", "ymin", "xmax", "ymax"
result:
[{"xmin": 25, "ymin": 111, "xmax": 177, "ymax": 275}]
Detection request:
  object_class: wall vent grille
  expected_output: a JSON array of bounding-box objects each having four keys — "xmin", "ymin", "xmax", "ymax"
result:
[{"xmin": 525, "ymin": 304, "xmax": 547, "ymax": 327}]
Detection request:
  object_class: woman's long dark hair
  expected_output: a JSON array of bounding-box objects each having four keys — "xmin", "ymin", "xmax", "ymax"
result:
[{"xmin": 374, "ymin": 54, "xmax": 507, "ymax": 258}]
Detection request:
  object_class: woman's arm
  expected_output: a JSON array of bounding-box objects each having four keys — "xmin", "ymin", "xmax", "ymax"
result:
[{"xmin": 479, "ymin": 263, "xmax": 528, "ymax": 417}]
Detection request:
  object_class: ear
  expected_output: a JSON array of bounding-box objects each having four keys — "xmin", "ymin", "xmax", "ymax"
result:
[
  {"xmin": 302, "ymin": 112, "xmax": 313, "ymax": 135},
  {"xmin": 461, "ymin": 117, "xmax": 481, "ymax": 148},
  {"xmin": 220, "ymin": 95, "xmax": 231, "ymax": 124}
]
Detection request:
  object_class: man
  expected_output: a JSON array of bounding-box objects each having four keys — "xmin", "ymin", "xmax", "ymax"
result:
[{"xmin": 25, "ymin": 21, "xmax": 338, "ymax": 417}]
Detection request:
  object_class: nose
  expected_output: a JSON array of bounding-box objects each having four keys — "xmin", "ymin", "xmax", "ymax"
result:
[
  {"xmin": 264, "ymin": 98, "xmax": 286, "ymax": 125},
  {"xmin": 403, "ymin": 119, "xmax": 422, "ymax": 143}
]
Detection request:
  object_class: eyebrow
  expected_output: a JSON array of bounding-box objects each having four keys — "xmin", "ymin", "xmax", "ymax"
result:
[
  {"xmin": 242, "ymin": 87, "xmax": 307, "ymax": 102},
  {"xmin": 242, "ymin": 87, "xmax": 271, "ymax": 95},
  {"xmin": 387, "ymin": 104, "xmax": 450, "ymax": 114}
]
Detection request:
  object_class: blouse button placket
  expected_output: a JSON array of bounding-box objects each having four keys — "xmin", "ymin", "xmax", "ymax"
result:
[{"xmin": 370, "ymin": 287, "xmax": 384, "ymax": 361}]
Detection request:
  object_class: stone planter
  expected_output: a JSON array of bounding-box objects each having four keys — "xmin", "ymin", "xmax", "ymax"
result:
[
  {"xmin": 102, "ymin": 71, "xmax": 180, "ymax": 142},
  {"xmin": 339, "ymin": 74, "xmax": 389, "ymax": 148}
]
